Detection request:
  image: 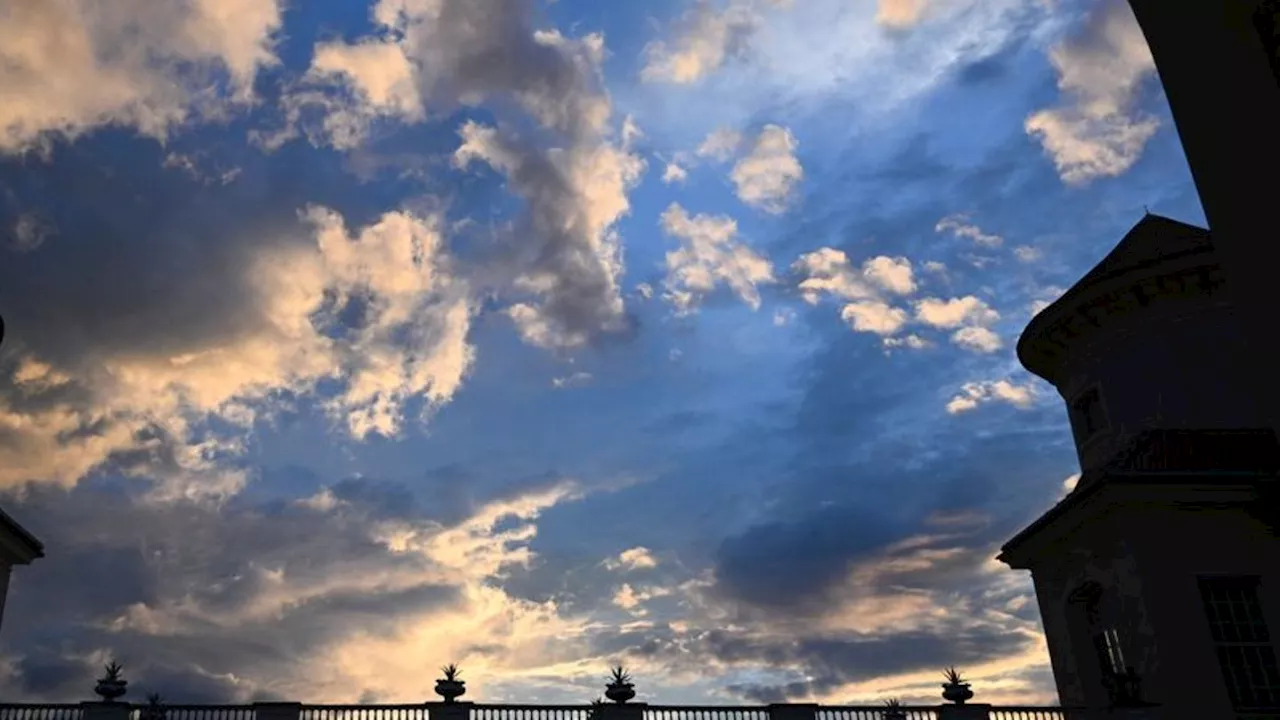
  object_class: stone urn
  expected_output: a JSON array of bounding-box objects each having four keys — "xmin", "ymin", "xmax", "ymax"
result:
[
  {"xmin": 881, "ymin": 699, "xmax": 907, "ymax": 720},
  {"xmin": 140, "ymin": 694, "xmax": 167, "ymax": 720},
  {"xmin": 94, "ymin": 662, "xmax": 128, "ymax": 702},
  {"xmin": 941, "ymin": 667, "xmax": 973, "ymax": 705},
  {"xmin": 604, "ymin": 666, "xmax": 635, "ymax": 704},
  {"xmin": 435, "ymin": 664, "xmax": 466, "ymax": 703}
]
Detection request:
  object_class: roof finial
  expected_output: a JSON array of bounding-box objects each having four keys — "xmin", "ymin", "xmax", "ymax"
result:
[{"xmin": 1143, "ymin": 204, "xmax": 1150, "ymax": 216}]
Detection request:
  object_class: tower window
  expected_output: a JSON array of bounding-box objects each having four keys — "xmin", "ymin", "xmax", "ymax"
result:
[
  {"xmin": 1198, "ymin": 575, "xmax": 1280, "ymax": 713},
  {"xmin": 1072, "ymin": 387, "xmax": 1108, "ymax": 442}
]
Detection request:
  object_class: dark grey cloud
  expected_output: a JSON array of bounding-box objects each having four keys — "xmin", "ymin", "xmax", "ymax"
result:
[
  {"xmin": 713, "ymin": 502, "xmax": 905, "ymax": 611},
  {"xmin": 720, "ymin": 628, "xmax": 1032, "ymax": 702},
  {"xmin": 0, "ymin": 477, "xmax": 463, "ymax": 703}
]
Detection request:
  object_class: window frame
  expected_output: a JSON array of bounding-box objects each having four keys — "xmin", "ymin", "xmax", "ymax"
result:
[
  {"xmin": 1197, "ymin": 575, "xmax": 1280, "ymax": 713},
  {"xmin": 1070, "ymin": 384, "xmax": 1110, "ymax": 445}
]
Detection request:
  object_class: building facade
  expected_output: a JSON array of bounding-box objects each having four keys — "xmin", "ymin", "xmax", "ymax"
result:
[
  {"xmin": 0, "ymin": 506, "xmax": 43, "ymax": 636},
  {"xmin": 998, "ymin": 2, "xmax": 1280, "ymax": 717}
]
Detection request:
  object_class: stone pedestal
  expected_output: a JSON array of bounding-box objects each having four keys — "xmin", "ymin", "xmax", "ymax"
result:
[
  {"xmin": 254, "ymin": 703, "xmax": 302, "ymax": 720},
  {"xmin": 766, "ymin": 704, "xmax": 817, "ymax": 720},
  {"xmin": 429, "ymin": 701, "xmax": 474, "ymax": 720},
  {"xmin": 82, "ymin": 702, "xmax": 131, "ymax": 720},
  {"xmin": 598, "ymin": 702, "xmax": 645, "ymax": 720},
  {"xmin": 937, "ymin": 703, "xmax": 990, "ymax": 720}
]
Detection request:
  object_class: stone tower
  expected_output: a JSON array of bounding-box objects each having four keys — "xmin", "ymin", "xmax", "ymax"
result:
[
  {"xmin": 998, "ymin": 214, "xmax": 1280, "ymax": 717},
  {"xmin": 1123, "ymin": 0, "xmax": 1280, "ymax": 436}
]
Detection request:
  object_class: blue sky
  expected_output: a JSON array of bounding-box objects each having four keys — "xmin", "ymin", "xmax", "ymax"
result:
[{"xmin": 0, "ymin": 0, "xmax": 1204, "ymax": 708}]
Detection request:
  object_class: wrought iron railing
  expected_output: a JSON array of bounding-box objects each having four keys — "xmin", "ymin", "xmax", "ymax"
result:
[
  {"xmin": 471, "ymin": 705, "xmax": 592, "ymax": 720},
  {"xmin": 129, "ymin": 706, "xmax": 256, "ymax": 720},
  {"xmin": 987, "ymin": 709, "xmax": 1091, "ymax": 720},
  {"xmin": 0, "ymin": 702, "xmax": 1115, "ymax": 720},
  {"xmin": 818, "ymin": 707, "xmax": 938, "ymax": 720},
  {"xmin": 0, "ymin": 705, "xmax": 84, "ymax": 720},
  {"xmin": 300, "ymin": 706, "xmax": 432, "ymax": 720},
  {"xmin": 644, "ymin": 706, "xmax": 771, "ymax": 720}
]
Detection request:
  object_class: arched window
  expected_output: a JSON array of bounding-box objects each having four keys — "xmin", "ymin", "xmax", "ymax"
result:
[{"xmin": 1068, "ymin": 581, "xmax": 1134, "ymax": 703}]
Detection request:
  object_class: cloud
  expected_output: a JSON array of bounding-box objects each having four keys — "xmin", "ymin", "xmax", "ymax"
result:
[
  {"xmin": 945, "ymin": 380, "xmax": 1037, "ymax": 414},
  {"xmin": 731, "ymin": 125, "xmax": 804, "ymax": 214},
  {"xmin": 552, "ymin": 372, "xmax": 593, "ymax": 389},
  {"xmin": 659, "ymin": 203, "xmax": 776, "ymax": 314},
  {"xmin": 267, "ymin": 1, "xmax": 646, "ymax": 351},
  {"xmin": 913, "ymin": 296, "xmax": 999, "ymax": 329},
  {"xmin": 0, "ymin": 477, "xmax": 590, "ymax": 702},
  {"xmin": 793, "ymin": 249, "xmax": 916, "ymax": 304},
  {"xmin": 7, "ymin": 213, "xmax": 54, "ymax": 253},
  {"xmin": 662, "ymin": 161, "xmax": 690, "ymax": 184},
  {"xmin": 0, "ymin": 0, "xmax": 281, "ymax": 155},
  {"xmin": 1013, "ymin": 246, "xmax": 1041, "ymax": 262},
  {"xmin": 697, "ymin": 128, "xmax": 745, "ymax": 162},
  {"xmin": 876, "ymin": 0, "xmax": 929, "ymax": 29},
  {"xmin": 936, "ymin": 214, "xmax": 1003, "ymax": 248},
  {"xmin": 1027, "ymin": 285, "xmax": 1067, "ymax": 316},
  {"xmin": 914, "ymin": 296, "xmax": 1002, "ymax": 353},
  {"xmin": 641, "ymin": 1, "xmax": 761, "ymax": 84},
  {"xmin": 840, "ymin": 302, "xmax": 909, "ymax": 336},
  {"xmin": 605, "ymin": 547, "xmax": 660, "ymax": 571},
  {"xmin": 454, "ymin": 118, "xmax": 645, "ymax": 349},
  {"xmin": 950, "ymin": 326, "xmax": 1003, "ymax": 353},
  {"xmin": 0, "ymin": 200, "xmax": 473, "ymax": 492},
  {"xmin": 792, "ymin": 249, "xmax": 926, "ymax": 344},
  {"xmin": 1024, "ymin": 0, "xmax": 1159, "ymax": 185}
]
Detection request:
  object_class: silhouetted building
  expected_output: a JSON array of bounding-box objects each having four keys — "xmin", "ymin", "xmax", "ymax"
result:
[
  {"xmin": 999, "ymin": 214, "xmax": 1280, "ymax": 717},
  {"xmin": 1125, "ymin": 0, "xmax": 1280, "ymax": 435},
  {"xmin": 0, "ymin": 505, "xmax": 43, "ymax": 635}
]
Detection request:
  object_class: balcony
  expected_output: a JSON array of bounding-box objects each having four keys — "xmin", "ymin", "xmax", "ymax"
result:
[{"xmin": 0, "ymin": 703, "xmax": 1118, "ymax": 720}]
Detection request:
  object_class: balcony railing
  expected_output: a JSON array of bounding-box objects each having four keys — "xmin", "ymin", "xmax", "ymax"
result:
[
  {"xmin": 471, "ymin": 705, "xmax": 593, "ymax": 720},
  {"xmin": 0, "ymin": 703, "xmax": 1121, "ymax": 720}
]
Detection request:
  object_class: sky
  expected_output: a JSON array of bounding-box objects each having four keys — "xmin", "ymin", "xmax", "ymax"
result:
[{"xmin": 0, "ymin": 0, "xmax": 1207, "ymax": 708}]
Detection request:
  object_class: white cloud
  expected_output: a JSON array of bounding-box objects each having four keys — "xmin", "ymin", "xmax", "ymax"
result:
[
  {"xmin": 862, "ymin": 255, "xmax": 918, "ymax": 295},
  {"xmin": 1025, "ymin": 0, "xmax": 1159, "ymax": 185},
  {"xmin": 0, "ymin": 0, "xmax": 282, "ymax": 154},
  {"xmin": 641, "ymin": 1, "xmax": 760, "ymax": 84},
  {"xmin": 731, "ymin": 125, "xmax": 804, "ymax": 213},
  {"xmin": 773, "ymin": 308, "xmax": 797, "ymax": 326},
  {"xmin": 792, "ymin": 248, "xmax": 927, "ymax": 345},
  {"xmin": 611, "ymin": 583, "xmax": 672, "ymax": 615},
  {"xmin": 840, "ymin": 302, "xmax": 909, "ymax": 336},
  {"xmin": 551, "ymin": 371, "xmax": 593, "ymax": 389},
  {"xmin": 883, "ymin": 334, "xmax": 929, "ymax": 350},
  {"xmin": 1013, "ymin": 245, "xmax": 1042, "ymax": 262},
  {"xmin": 697, "ymin": 127, "xmax": 745, "ymax": 161},
  {"xmin": 635, "ymin": 283, "xmax": 655, "ymax": 300},
  {"xmin": 663, "ymin": 161, "xmax": 690, "ymax": 184},
  {"xmin": 793, "ymin": 248, "xmax": 917, "ymax": 303},
  {"xmin": 950, "ymin": 325, "xmax": 1003, "ymax": 353},
  {"xmin": 914, "ymin": 296, "xmax": 999, "ymax": 329},
  {"xmin": 945, "ymin": 380, "xmax": 1037, "ymax": 414},
  {"xmin": 605, "ymin": 547, "xmax": 660, "ymax": 571},
  {"xmin": 915, "ymin": 296, "xmax": 1002, "ymax": 353},
  {"xmin": 936, "ymin": 214, "xmax": 1003, "ymax": 248},
  {"xmin": 660, "ymin": 203, "xmax": 776, "ymax": 314}
]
